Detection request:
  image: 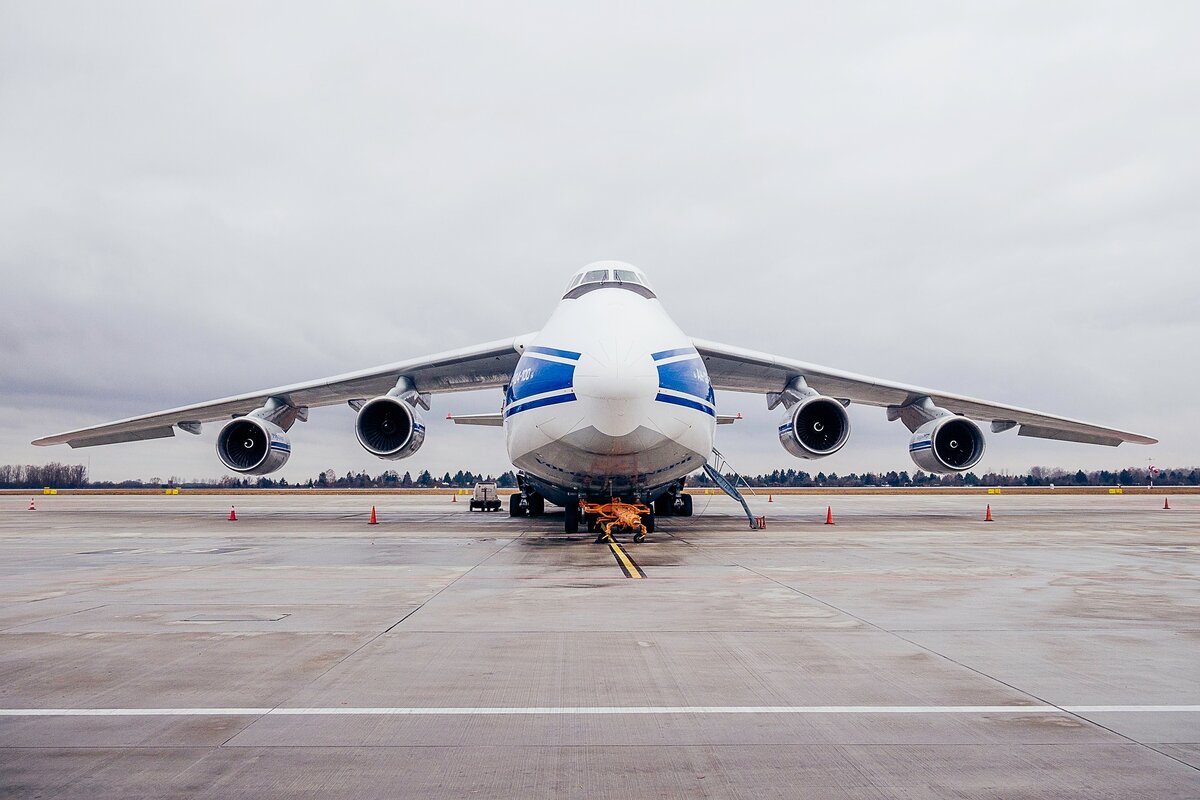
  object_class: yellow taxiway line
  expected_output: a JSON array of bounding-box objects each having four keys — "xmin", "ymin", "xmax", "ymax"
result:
[{"xmin": 606, "ymin": 537, "xmax": 645, "ymax": 579}]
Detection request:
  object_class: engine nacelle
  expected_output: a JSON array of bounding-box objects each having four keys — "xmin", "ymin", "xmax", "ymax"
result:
[
  {"xmin": 216, "ymin": 417, "xmax": 291, "ymax": 475},
  {"xmin": 355, "ymin": 396, "xmax": 426, "ymax": 460},
  {"xmin": 909, "ymin": 416, "xmax": 985, "ymax": 473},
  {"xmin": 779, "ymin": 395, "xmax": 851, "ymax": 459}
]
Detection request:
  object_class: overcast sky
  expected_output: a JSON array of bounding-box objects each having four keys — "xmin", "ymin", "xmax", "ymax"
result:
[{"xmin": 1, "ymin": 2, "xmax": 1196, "ymax": 483}]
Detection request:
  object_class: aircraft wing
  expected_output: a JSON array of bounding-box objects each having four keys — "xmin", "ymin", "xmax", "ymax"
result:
[
  {"xmin": 33, "ymin": 335, "xmax": 531, "ymax": 448},
  {"xmin": 693, "ymin": 338, "xmax": 1156, "ymax": 447}
]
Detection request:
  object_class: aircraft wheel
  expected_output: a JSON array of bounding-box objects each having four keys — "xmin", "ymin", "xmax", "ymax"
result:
[
  {"xmin": 586, "ymin": 514, "xmax": 598, "ymax": 533},
  {"xmin": 678, "ymin": 494, "xmax": 693, "ymax": 517},
  {"xmin": 654, "ymin": 495, "xmax": 673, "ymax": 516},
  {"xmin": 644, "ymin": 511, "xmax": 655, "ymax": 533},
  {"xmin": 564, "ymin": 499, "xmax": 580, "ymax": 534},
  {"xmin": 509, "ymin": 493, "xmax": 525, "ymax": 517},
  {"xmin": 528, "ymin": 493, "xmax": 545, "ymax": 517}
]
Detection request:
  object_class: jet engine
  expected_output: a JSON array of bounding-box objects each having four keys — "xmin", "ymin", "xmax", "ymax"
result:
[
  {"xmin": 216, "ymin": 417, "xmax": 291, "ymax": 475},
  {"xmin": 908, "ymin": 415, "xmax": 985, "ymax": 473},
  {"xmin": 779, "ymin": 394, "xmax": 851, "ymax": 459},
  {"xmin": 355, "ymin": 396, "xmax": 426, "ymax": 459}
]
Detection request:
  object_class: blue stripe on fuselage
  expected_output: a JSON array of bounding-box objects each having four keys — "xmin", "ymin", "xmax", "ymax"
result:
[
  {"xmin": 654, "ymin": 392, "xmax": 716, "ymax": 416},
  {"xmin": 507, "ymin": 354, "xmax": 576, "ymax": 405},
  {"xmin": 504, "ymin": 392, "xmax": 577, "ymax": 418},
  {"xmin": 656, "ymin": 357, "xmax": 715, "ymax": 404},
  {"xmin": 651, "ymin": 346, "xmax": 696, "ymax": 361},
  {"xmin": 526, "ymin": 345, "xmax": 581, "ymax": 361}
]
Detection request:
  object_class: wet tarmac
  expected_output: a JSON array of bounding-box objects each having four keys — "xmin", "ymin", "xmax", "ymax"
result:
[{"xmin": 1, "ymin": 492, "xmax": 1197, "ymax": 798}]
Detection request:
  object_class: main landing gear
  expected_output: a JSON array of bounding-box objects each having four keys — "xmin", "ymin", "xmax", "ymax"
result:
[
  {"xmin": 678, "ymin": 493, "xmax": 693, "ymax": 516},
  {"xmin": 511, "ymin": 490, "xmax": 580, "ymax": 534},
  {"xmin": 653, "ymin": 488, "xmax": 693, "ymax": 518},
  {"xmin": 508, "ymin": 491, "xmax": 545, "ymax": 517},
  {"xmin": 564, "ymin": 497, "xmax": 580, "ymax": 534}
]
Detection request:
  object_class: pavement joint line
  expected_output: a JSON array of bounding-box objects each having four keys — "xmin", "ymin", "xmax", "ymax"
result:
[
  {"xmin": 0, "ymin": 603, "xmax": 108, "ymax": 634},
  {"xmin": 736, "ymin": 562, "xmax": 1200, "ymax": 775},
  {"xmin": 8, "ymin": 561, "xmax": 225, "ymax": 606},
  {"xmin": 2, "ymin": 705, "xmax": 1198, "ymax": 716},
  {"xmin": 214, "ymin": 529, "xmax": 531, "ymax": 747}
]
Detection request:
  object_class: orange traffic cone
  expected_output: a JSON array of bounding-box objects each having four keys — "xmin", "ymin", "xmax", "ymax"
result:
[
  {"xmin": 824, "ymin": 506, "xmax": 834, "ymax": 525},
  {"xmin": 984, "ymin": 504, "xmax": 993, "ymax": 522},
  {"xmin": 452, "ymin": 493, "xmax": 457, "ymax": 503},
  {"xmin": 768, "ymin": 494, "xmax": 773, "ymax": 503},
  {"xmin": 1163, "ymin": 498, "xmax": 1171, "ymax": 510},
  {"xmin": 369, "ymin": 506, "xmax": 379, "ymax": 525},
  {"xmin": 228, "ymin": 506, "xmax": 237, "ymax": 522},
  {"xmin": 28, "ymin": 498, "xmax": 35, "ymax": 511}
]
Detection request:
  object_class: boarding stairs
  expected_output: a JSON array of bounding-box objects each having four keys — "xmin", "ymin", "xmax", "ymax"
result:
[{"xmin": 703, "ymin": 447, "xmax": 760, "ymax": 529}]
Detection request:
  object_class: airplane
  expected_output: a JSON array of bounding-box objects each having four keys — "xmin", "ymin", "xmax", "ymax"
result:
[{"xmin": 34, "ymin": 261, "xmax": 1156, "ymax": 537}]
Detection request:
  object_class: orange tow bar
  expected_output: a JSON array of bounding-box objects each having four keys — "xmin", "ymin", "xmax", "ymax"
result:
[{"xmin": 581, "ymin": 499, "xmax": 652, "ymax": 542}]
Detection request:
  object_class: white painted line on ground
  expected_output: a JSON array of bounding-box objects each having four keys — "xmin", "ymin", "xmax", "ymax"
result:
[
  {"xmin": 1, "ymin": 705, "xmax": 1197, "ymax": 717},
  {"xmin": 1066, "ymin": 705, "xmax": 1200, "ymax": 713}
]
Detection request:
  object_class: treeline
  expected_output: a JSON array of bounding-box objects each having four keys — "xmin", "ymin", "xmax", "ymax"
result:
[
  {"xmin": 0, "ymin": 463, "xmax": 519, "ymax": 490},
  {"xmin": 691, "ymin": 466, "xmax": 1200, "ymax": 488},
  {"xmin": 0, "ymin": 463, "xmax": 89, "ymax": 488},
  {"xmin": 3, "ymin": 463, "xmax": 1196, "ymax": 490},
  {"xmin": 307, "ymin": 469, "xmax": 518, "ymax": 490}
]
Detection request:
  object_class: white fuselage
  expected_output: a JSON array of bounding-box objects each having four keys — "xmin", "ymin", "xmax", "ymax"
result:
[{"xmin": 502, "ymin": 284, "xmax": 715, "ymax": 501}]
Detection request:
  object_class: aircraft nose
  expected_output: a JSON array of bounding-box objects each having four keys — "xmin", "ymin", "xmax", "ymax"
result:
[{"xmin": 573, "ymin": 344, "xmax": 657, "ymax": 436}]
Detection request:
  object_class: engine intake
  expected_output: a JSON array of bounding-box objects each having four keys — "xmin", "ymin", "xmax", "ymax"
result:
[
  {"xmin": 909, "ymin": 416, "xmax": 985, "ymax": 473},
  {"xmin": 355, "ymin": 396, "xmax": 425, "ymax": 459},
  {"xmin": 779, "ymin": 395, "xmax": 851, "ymax": 459},
  {"xmin": 216, "ymin": 417, "xmax": 291, "ymax": 475}
]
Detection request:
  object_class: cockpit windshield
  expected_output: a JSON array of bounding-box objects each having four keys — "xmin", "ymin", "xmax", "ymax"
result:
[{"xmin": 562, "ymin": 263, "xmax": 655, "ymax": 299}]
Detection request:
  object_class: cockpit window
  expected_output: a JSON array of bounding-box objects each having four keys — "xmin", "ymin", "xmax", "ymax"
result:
[{"xmin": 563, "ymin": 264, "xmax": 656, "ymax": 299}]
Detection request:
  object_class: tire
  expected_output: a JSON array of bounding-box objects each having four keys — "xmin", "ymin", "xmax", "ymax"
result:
[
  {"xmin": 586, "ymin": 514, "xmax": 597, "ymax": 533},
  {"xmin": 679, "ymin": 493, "xmax": 693, "ymax": 517},
  {"xmin": 528, "ymin": 494, "xmax": 545, "ymax": 517},
  {"xmin": 509, "ymin": 493, "xmax": 525, "ymax": 517},
  {"xmin": 654, "ymin": 495, "xmax": 673, "ymax": 516},
  {"xmin": 644, "ymin": 511, "xmax": 655, "ymax": 533},
  {"xmin": 564, "ymin": 500, "xmax": 580, "ymax": 534}
]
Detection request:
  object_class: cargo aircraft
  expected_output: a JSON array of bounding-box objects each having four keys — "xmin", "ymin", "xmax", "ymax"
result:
[{"xmin": 35, "ymin": 262, "xmax": 1156, "ymax": 535}]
